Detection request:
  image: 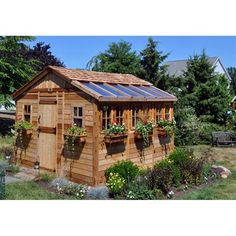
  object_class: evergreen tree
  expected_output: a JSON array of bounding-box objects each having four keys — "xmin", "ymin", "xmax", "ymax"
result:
[
  {"xmin": 179, "ymin": 51, "xmax": 230, "ymax": 124},
  {"xmin": 227, "ymin": 67, "xmax": 236, "ymax": 95},
  {"xmin": 140, "ymin": 37, "xmax": 169, "ymax": 89},
  {"xmin": 87, "ymin": 40, "xmax": 141, "ymax": 76}
]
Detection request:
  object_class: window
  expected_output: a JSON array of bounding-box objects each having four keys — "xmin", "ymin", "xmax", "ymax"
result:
[
  {"xmin": 102, "ymin": 105, "xmax": 111, "ymax": 130},
  {"xmin": 165, "ymin": 104, "xmax": 171, "ymax": 120},
  {"xmin": 115, "ymin": 107, "xmax": 123, "ymax": 125},
  {"xmin": 132, "ymin": 107, "xmax": 140, "ymax": 128},
  {"xmin": 24, "ymin": 105, "xmax": 31, "ymax": 122},
  {"xmin": 73, "ymin": 107, "xmax": 83, "ymax": 127},
  {"xmin": 156, "ymin": 104, "xmax": 162, "ymax": 122}
]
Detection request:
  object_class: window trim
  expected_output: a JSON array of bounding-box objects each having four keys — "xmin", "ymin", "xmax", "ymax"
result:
[
  {"xmin": 23, "ymin": 104, "xmax": 32, "ymax": 123},
  {"xmin": 72, "ymin": 105, "xmax": 84, "ymax": 128}
]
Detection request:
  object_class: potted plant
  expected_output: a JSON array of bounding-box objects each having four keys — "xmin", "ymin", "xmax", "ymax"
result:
[
  {"xmin": 104, "ymin": 123, "xmax": 127, "ymax": 144},
  {"xmin": 64, "ymin": 124, "xmax": 87, "ymax": 144},
  {"xmin": 134, "ymin": 120, "xmax": 154, "ymax": 146},
  {"xmin": 156, "ymin": 119, "xmax": 175, "ymax": 137},
  {"xmin": 14, "ymin": 120, "xmax": 34, "ymax": 136}
]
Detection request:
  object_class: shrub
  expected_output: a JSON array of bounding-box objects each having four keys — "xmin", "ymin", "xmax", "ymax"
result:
[
  {"xmin": 168, "ymin": 148, "xmax": 205, "ymax": 184},
  {"xmin": 105, "ymin": 160, "xmax": 139, "ymax": 184},
  {"xmin": 86, "ymin": 186, "xmax": 109, "ymax": 200},
  {"xmin": 148, "ymin": 160, "xmax": 181, "ymax": 194},
  {"xmin": 106, "ymin": 173, "xmax": 125, "ymax": 195},
  {"xmin": 0, "ymin": 159, "xmax": 9, "ymax": 171},
  {"xmin": 50, "ymin": 177, "xmax": 70, "ymax": 189},
  {"xmin": 126, "ymin": 185, "xmax": 164, "ymax": 200},
  {"xmin": 63, "ymin": 183, "xmax": 87, "ymax": 199},
  {"xmin": 40, "ymin": 172, "xmax": 55, "ymax": 182}
]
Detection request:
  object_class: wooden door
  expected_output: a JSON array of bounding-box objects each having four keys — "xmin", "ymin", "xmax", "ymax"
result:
[{"xmin": 38, "ymin": 103, "xmax": 57, "ymax": 171}]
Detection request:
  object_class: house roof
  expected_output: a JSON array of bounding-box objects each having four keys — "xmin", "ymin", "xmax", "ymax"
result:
[
  {"xmin": 163, "ymin": 57, "xmax": 231, "ymax": 81},
  {"xmin": 163, "ymin": 57, "xmax": 219, "ymax": 77},
  {"xmin": 13, "ymin": 66, "xmax": 177, "ymax": 102}
]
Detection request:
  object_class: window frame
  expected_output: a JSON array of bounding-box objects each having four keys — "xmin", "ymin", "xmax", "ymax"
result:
[
  {"xmin": 72, "ymin": 106, "xmax": 84, "ymax": 128},
  {"xmin": 101, "ymin": 105, "xmax": 112, "ymax": 130},
  {"xmin": 164, "ymin": 103, "xmax": 171, "ymax": 121},
  {"xmin": 23, "ymin": 104, "xmax": 32, "ymax": 123}
]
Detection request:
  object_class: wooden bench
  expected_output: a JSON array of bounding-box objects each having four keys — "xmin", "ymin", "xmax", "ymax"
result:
[{"xmin": 212, "ymin": 131, "xmax": 236, "ymax": 147}]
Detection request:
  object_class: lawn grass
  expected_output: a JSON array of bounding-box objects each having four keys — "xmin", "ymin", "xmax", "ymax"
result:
[
  {"xmin": 177, "ymin": 145, "xmax": 236, "ymax": 200},
  {"xmin": 5, "ymin": 181, "xmax": 75, "ymax": 200}
]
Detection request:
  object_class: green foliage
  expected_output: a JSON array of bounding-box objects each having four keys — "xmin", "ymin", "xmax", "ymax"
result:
[
  {"xmin": 174, "ymin": 107, "xmax": 200, "ymax": 146},
  {"xmin": 86, "ymin": 186, "xmax": 109, "ymax": 200},
  {"xmin": 140, "ymin": 37, "xmax": 169, "ymax": 90},
  {"xmin": 227, "ymin": 67, "xmax": 236, "ymax": 95},
  {"xmin": 0, "ymin": 36, "xmax": 39, "ymax": 108},
  {"xmin": 168, "ymin": 148, "xmax": 205, "ymax": 185},
  {"xmin": 62, "ymin": 183, "xmax": 87, "ymax": 199},
  {"xmin": 105, "ymin": 123, "xmax": 126, "ymax": 136},
  {"xmin": 40, "ymin": 172, "xmax": 55, "ymax": 182},
  {"xmin": 148, "ymin": 160, "xmax": 181, "ymax": 193},
  {"xmin": 106, "ymin": 173, "xmax": 126, "ymax": 195},
  {"xmin": 8, "ymin": 164, "xmax": 21, "ymax": 174},
  {"xmin": 87, "ymin": 40, "xmax": 141, "ymax": 76},
  {"xmin": 179, "ymin": 51, "xmax": 230, "ymax": 124},
  {"xmin": 157, "ymin": 119, "xmax": 175, "ymax": 135},
  {"xmin": 126, "ymin": 185, "xmax": 164, "ymax": 200},
  {"xmin": 105, "ymin": 159, "xmax": 139, "ymax": 184},
  {"xmin": 135, "ymin": 120, "xmax": 154, "ymax": 146},
  {"xmin": 14, "ymin": 120, "xmax": 34, "ymax": 131},
  {"xmin": 66, "ymin": 125, "xmax": 86, "ymax": 136},
  {"xmin": 0, "ymin": 145, "xmax": 13, "ymax": 158}
]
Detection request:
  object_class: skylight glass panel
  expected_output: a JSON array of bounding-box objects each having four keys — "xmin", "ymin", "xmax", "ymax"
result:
[
  {"xmin": 97, "ymin": 84, "xmax": 127, "ymax": 97},
  {"xmin": 127, "ymin": 86, "xmax": 155, "ymax": 98},
  {"xmin": 113, "ymin": 84, "xmax": 141, "ymax": 97},
  {"xmin": 82, "ymin": 82, "xmax": 114, "ymax": 97}
]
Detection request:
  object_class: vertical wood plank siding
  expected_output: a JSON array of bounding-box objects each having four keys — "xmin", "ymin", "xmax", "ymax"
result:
[{"xmin": 15, "ymin": 72, "xmax": 175, "ymax": 186}]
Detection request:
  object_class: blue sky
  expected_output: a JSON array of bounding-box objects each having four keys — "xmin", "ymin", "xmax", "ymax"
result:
[{"xmin": 28, "ymin": 36, "xmax": 236, "ymax": 69}]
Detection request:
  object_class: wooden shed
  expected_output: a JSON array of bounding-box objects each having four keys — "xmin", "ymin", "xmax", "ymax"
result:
[{"xmin": 12, "ymin": 66, "xmax": 177, "ymax": 186}]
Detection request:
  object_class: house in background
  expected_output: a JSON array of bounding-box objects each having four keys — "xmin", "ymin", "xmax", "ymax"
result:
[
  {"xmin": 13, "ymin": 66, "xmax": 177, "ymax": 186},
  {"xmin": 163, "ymin": 57, "xmax": 231, "ymax": 81}
]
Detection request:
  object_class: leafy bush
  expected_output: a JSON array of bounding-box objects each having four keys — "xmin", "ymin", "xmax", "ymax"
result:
[
  {"xmin": 168, "ymin": 148, "xmax": 205, "ymax": 184},
  {"xmin": 40, "ymin": 172, "xmax": 55, "ymax": 182},
  {"xmin": 105, "ymin": 160, "xmax": 139, "ymax": 184},
  {"xmin": 106, "ymin": 173, "xmax": 125, "ymax": 195},
  {"xmin": 126, "ymin": 185, "xmax": 164, "ymax": 200},
  {"xmin": 50, "ymin": 177, "xmax": 70, "ymax": 189},
  {"xmin": 198, "ymin": 122, "xmax": 225, "ymax": 144},
  {"xmin": 148, "ymin": 160, "xmax": 181, "ymax": 194},
  {"xmin": 135, "ymin": 120, "xmax": 154, "ymax": 146},
  {"xmin": 86, "ymin": 186, "xmax": 109, "ymax": 200},
  {"xmin": 105, "ymin": 123, "xmax": 126, "ymax": 136},
  {"xmin": 63, "ymin": 183, "xmax": 87, "ymax": 199},
  {"xmin": 0, "ymin": 159, "xmax": 9, "ymax": 171}
]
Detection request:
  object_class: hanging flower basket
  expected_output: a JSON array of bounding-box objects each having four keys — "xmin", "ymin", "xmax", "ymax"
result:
[
  {"xmin": 134, "ymin": 131, "xmax": 153, "ymax": 140},
  {"xmin": 156, "ymin": 127, "xmax": 167, "ymax": 137},
  {"xmin": 64, "ymin": 134, "xmax": 86, "ymax": 144},
  {"xmin": 104, "ymin": 133, "xmax": 128, "ymax": 144}
]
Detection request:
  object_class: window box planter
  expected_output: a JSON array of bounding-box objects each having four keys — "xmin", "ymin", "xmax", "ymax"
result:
[
  {"xmin": 134, "ymin": 131, "xmax": 153, "ymax": 140},
  {"xmin": 64, "ymin": 134, "xmax": 87, "ymax": 144},
  {"xmin": 104, "ymin": 133, "xmax": 128, "ymax": 144},
  {"xmin": 156, "ymin": 127, "xmax": 167, "ymax": 137},
  {"xmin": 17, "ymin": 128, "xmax": 33, "ymax": 136}
]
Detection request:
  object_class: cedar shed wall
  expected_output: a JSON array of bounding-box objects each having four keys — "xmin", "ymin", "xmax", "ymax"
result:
[{"xmin": 15, "ymin": 72, "xmax": 96, "ymax": 185}]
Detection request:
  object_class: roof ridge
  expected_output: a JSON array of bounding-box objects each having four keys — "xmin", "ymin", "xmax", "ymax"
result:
[{"xmin": 164, "ymin": 56, "xmax": 218, "ymax": 64}]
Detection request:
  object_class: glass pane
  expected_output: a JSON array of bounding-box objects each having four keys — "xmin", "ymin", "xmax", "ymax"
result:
[
  {"xmin": 74, "ymin": 118, "xmax": 82, "ymax": 127},
  {"xmin": 74, "ymin": 107, "xmax": 77, "ymax": 117},
  {"xmin": 78, "ymin": 107, "xmax": 83, "ymax": 117},
  {"xmin": 127, "ymin": 86, "xmax": 155, "ymax": 98},
  {"xmin": 97, "ymin": 84, "xmax": 126, "ymax": 97},
  {"xmin": 113, "ymin": 85, "xmax": 140, "ymax": 97},
  {"xmin": 82, "ymin": 82, "xmax": 115, "ymax": 97},
  {"xmin": 140, "ymin": 86, "xmax": 162, "ymax": 97}
]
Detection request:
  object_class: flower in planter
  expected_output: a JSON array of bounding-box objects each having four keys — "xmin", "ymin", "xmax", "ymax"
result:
[
  {"xmin": 167, "ymin": 190, "xmax": 175, "ymax": 199},
  {"xmin": 135, "ymin": 120, "xmax": 154, "ymax": 146},
  {"xmin": 157, "ymin": 119, "xmax": 175, "ymax": 136},
  {"xmin": 105, "ymin": 123, "xmax": 126, "ymax": 136},
  {"xmin": 14, "ymin": 120, "xmax": 34, "ymax": 134}
]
